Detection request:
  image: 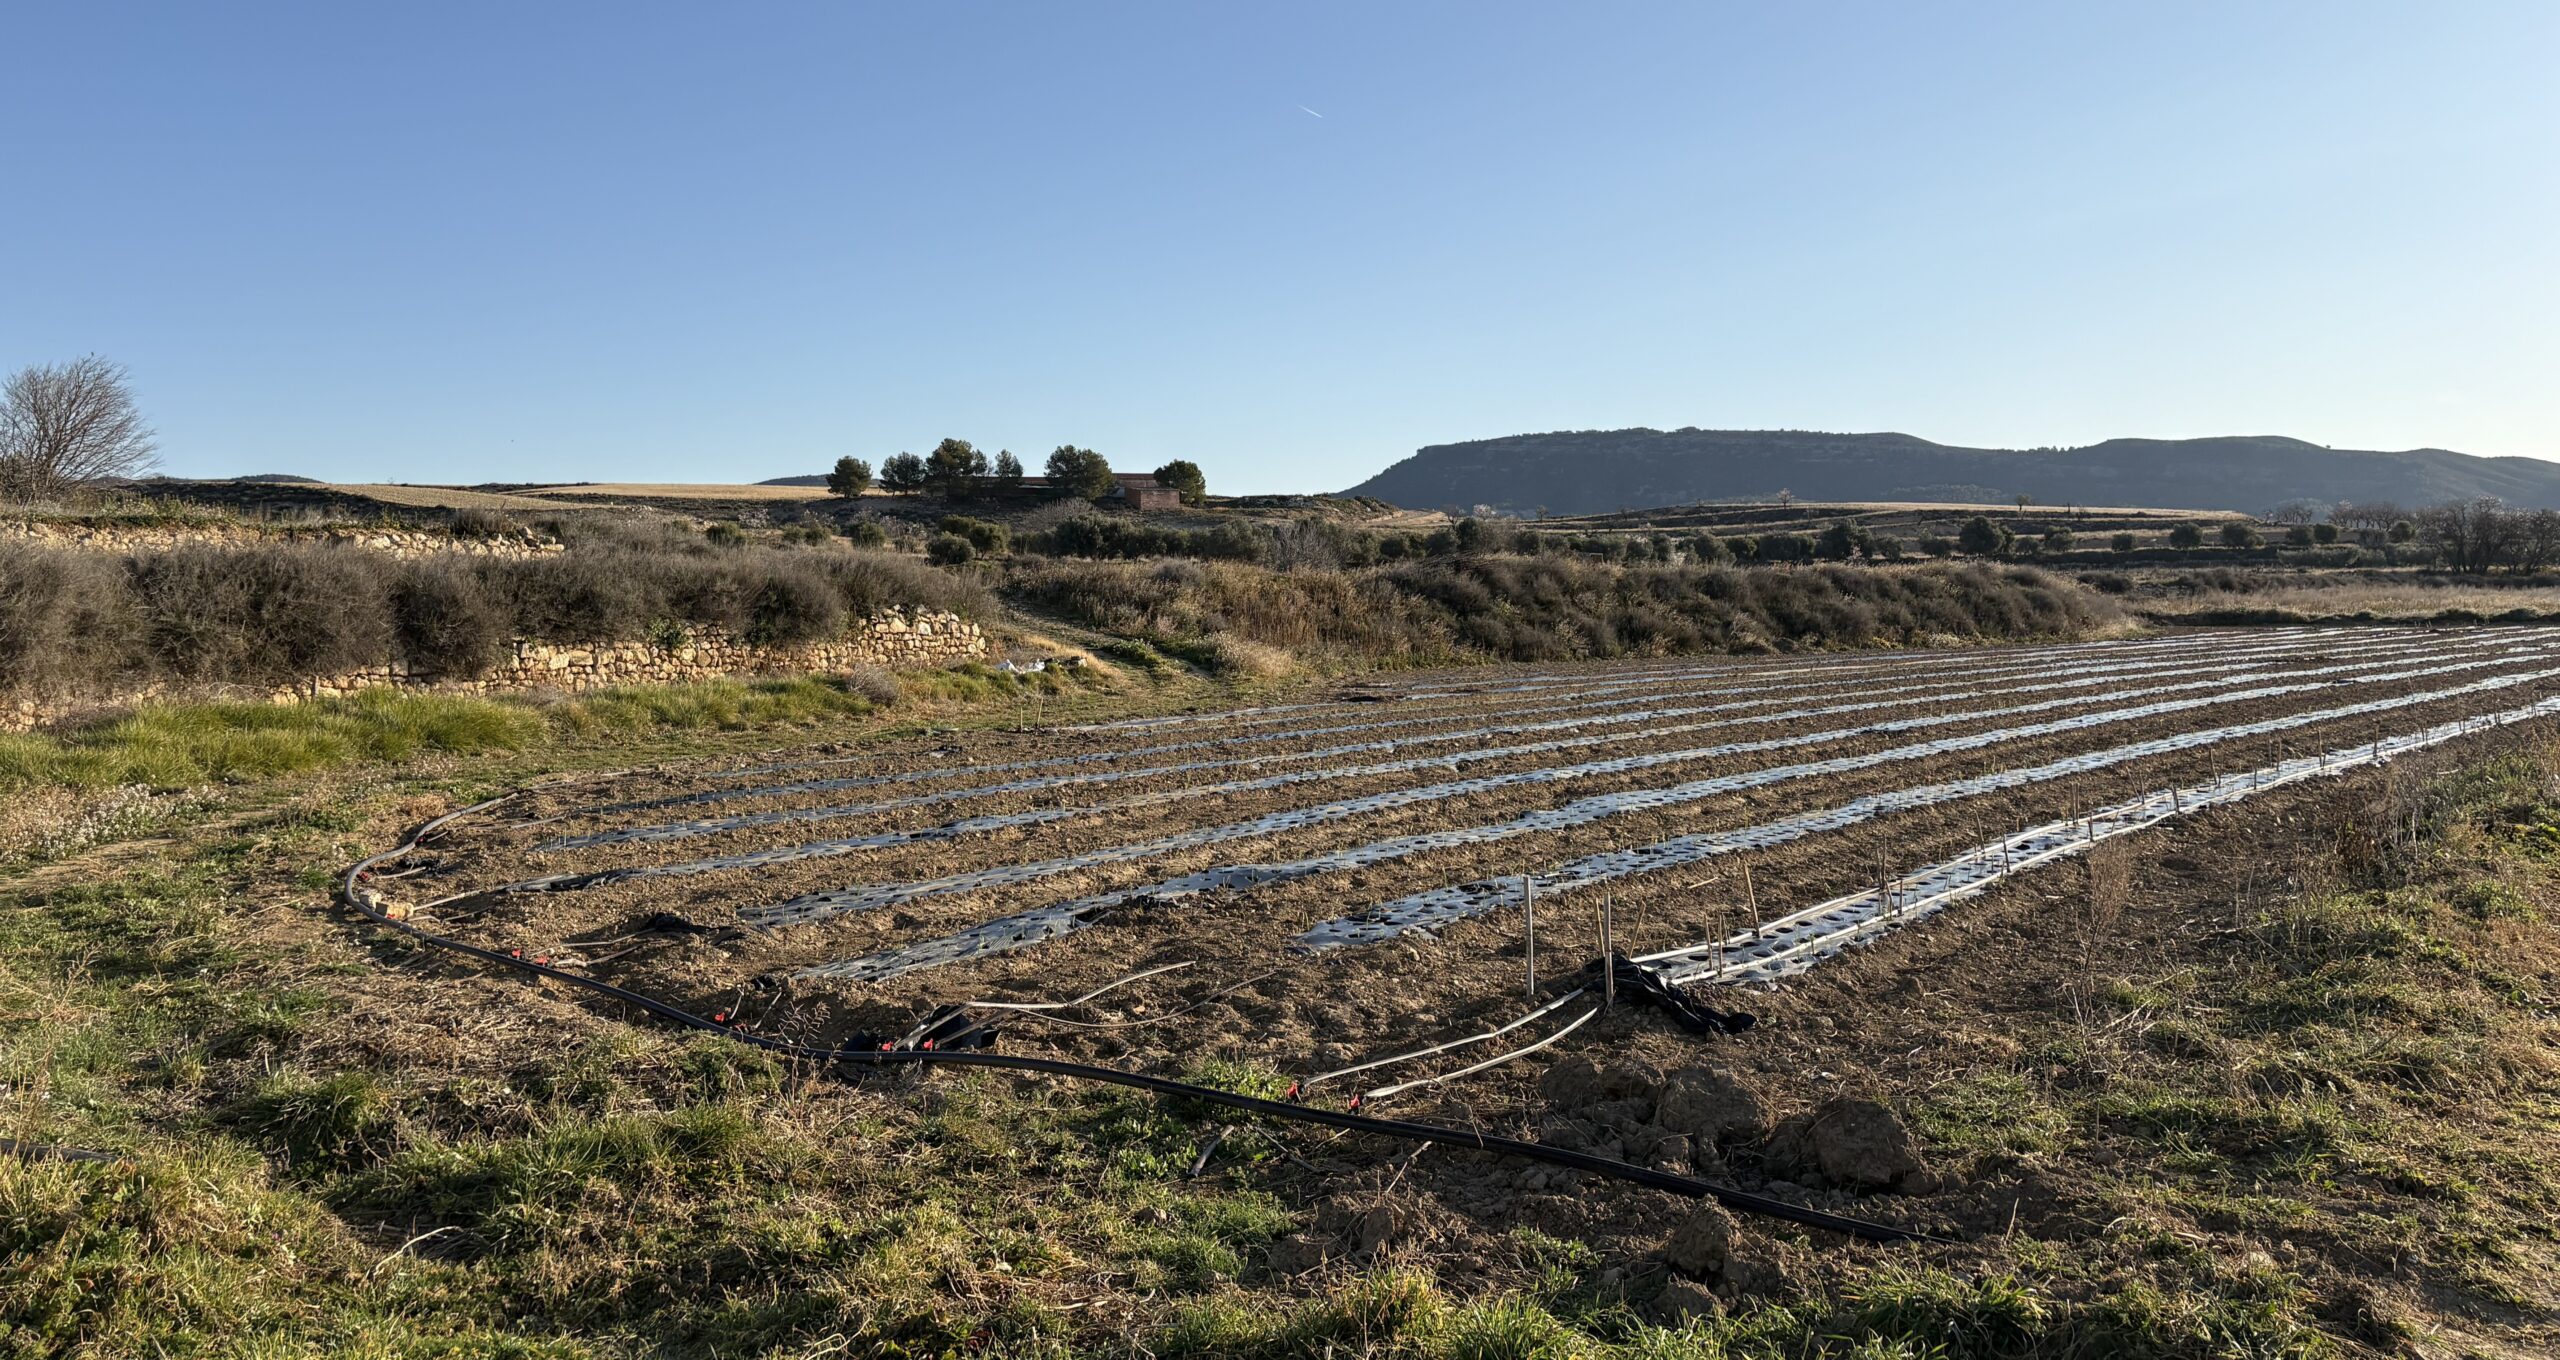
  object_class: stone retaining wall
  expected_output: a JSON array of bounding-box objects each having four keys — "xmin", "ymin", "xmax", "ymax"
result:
[
  {"xmin": 0, "ymin": 520, "xmax": 564, "ymax": 560},
  {"xmin": 3, "ymin": 609, "xmax": 985, "ymax": 731}
]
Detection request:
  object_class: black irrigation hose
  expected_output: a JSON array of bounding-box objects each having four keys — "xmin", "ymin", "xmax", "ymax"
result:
[{"xmin": 343, "ymin": 796, "xmax": 1955, "ymax": 1247}]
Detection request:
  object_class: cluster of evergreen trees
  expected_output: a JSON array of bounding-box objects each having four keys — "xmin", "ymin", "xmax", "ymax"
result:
[{"xmin": 820, "ymin": 440, "xmax": 1206, "ymax": 506}]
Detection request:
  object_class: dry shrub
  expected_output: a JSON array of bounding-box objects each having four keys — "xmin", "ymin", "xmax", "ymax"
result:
[
  {"xmin": 814, "ymin": 550, "xmax": 990, "ymax": 618},
  {"xmin": 477, "ymin": 553, "xmax": 656, "ymax": 644},
  {"xmin": 391, "ymin": 559, "xmax": 509, "ymax": 677},
  {"xmin": 1015, "ymin": 557, "xmax": 2117, "ymax": 666},
  {"xmin": 448, "ymin": 506, "xmax": 519, "ymax": 539},
  {"xmin": 0, "ymin": 538, "xmax": 993, "ymax": 700},
  {"xmin": 0, "ymin": 542, "xmax": 139, "ymax": 694},
  {"xmin": 129, "ymin": 545, "xmax": 395, "ymax": 685},
  {"xmin": 744, "ymin": 567, "xmax": 845, "ymax": 645}
]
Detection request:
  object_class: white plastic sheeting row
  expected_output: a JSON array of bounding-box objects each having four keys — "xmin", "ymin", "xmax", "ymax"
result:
[
  {"xmin": 744, "ymin": 639, "xmax": 2527, "ymax": 925},
  {"xmin": 1639, "ymin": 698, "xmax": 2560, "ymax": 986},
  {"xmin": 691, "ymin": 627, "xmax": 2367, "ymax": 786},
  {"xmin": 1049, "ymin": 628, "xmax": 2364, "ymax": 737},
  {"xmin": 1294, "ymin": 663, "xmax": 2560, "ymax": 948},
  {"xmin": 536, "ymin": 630, "xmax": 2442, "ymax": 853},
  {"xmin": 781, "ymin": 649, "xmax": 2560, "ymax": 982}
]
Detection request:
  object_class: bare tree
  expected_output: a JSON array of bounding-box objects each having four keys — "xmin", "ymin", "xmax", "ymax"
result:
[
  {"xmin": 2515, "ymin": 508, "xmax": 2560, "ymax": 574},
  {"xmin": 0, "ymin": 357, "xmax": 158, "ymax": 503},
  {"xmin": 2416, "ymin": 497, "xmax": 2516, "ymax": 574},
  {"xmin": 2331, "ymin": 500, "xmax": 2405, "ymax": 547}
]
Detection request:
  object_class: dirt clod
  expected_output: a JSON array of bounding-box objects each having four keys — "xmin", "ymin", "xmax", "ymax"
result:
[
  {"xmin": 1763, "ymin": 1096, "xmax": 1935, "ymax": 1194},
  {"xmin": 1266, "ymin": 1233, "xmax": 1329, "ymax": 1276},
  {"xmin": 1538, "ymin": 1054, "xmax": 1606, "ymax": 1105},
  {"xmin": 1655, "ymin": 1064, "xmax": 1768, "ymax": 1147},
  {"xmin": 1654, "ymin": 1275, "xmax": 1725, "ymax": 1324},
  {"xmin": 1663, "ymin": 1203, "xmax": 1738, "ymax": 1279},
  {"xmin": 1355, "ymin": 1204, "xmax": 1398, "ymax": 1254}
]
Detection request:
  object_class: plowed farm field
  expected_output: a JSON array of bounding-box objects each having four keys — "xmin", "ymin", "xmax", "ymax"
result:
[{"xmin": 382, "ymin": 626, "xmax": 2560, "ymax": 1118}]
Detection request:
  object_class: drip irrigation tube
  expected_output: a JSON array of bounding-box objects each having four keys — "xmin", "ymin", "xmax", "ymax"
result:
[
  {"xmin": 536, "ymin": 630, "xmax": 2428, "ymax": 853},
  {"xmin": 341, "ymin": 797, "xmax": 1948, "ymax": 1246},
  {"xmin": 785, "ymin": 644, "xmax": 2560, "ymax": 980},
  {"xmin": 645, "ymin": 627, "xmax": 2382, "ymax": 801}
]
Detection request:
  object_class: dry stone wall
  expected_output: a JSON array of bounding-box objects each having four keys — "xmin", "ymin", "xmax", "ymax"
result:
[
  {"xmin": 0, "ymin": 520, "xmax": 563, "ymax": 560},
  {"xmin": 3, "ymin": 609, "xmax": 985, "ymax": 732}
]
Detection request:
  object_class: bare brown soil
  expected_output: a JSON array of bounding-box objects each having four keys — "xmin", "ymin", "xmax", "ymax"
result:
[{"xmin": 378, "ymin": 629, "xmax": 2560, "ymax": 1092}]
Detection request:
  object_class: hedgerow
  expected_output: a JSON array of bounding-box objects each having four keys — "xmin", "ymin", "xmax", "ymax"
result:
[{"xmin": 0, "ymin": 539, "xmax": 988, "ymax": 696}]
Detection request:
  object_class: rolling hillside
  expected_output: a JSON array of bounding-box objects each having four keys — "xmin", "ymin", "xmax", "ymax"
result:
[{"xmin": 1346, "ymin": 429, "xmax": 2560, "ymax": 515}]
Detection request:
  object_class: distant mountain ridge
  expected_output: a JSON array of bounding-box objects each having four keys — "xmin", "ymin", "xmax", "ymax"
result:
[{"xmin": 1344, "ymin": 429, "xmax": 2560, "ymax": 515}]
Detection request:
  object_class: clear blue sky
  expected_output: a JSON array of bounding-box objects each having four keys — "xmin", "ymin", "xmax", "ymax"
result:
[{"xmin": 5, "ymin": 3, "xmax": 2553, "ymax": 492}]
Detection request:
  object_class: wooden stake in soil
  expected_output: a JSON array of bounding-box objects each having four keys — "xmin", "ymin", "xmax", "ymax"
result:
[
  {"xmin": 1743, "ymin": 861, "xmax": 1762, "ymax": 938},
  {"xmin": 1600, "ymin": 894, "xmax": 1616, "ymax": 1011},
  {"xmin": 1523, "ymin": 875, "xmax": 1537, "ymax": 998}
]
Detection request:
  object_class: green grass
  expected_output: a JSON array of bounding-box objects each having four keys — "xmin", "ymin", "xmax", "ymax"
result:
[
  {"xmin": 4, "ymin": 675, "xmax": 2557, "ymax": 1356},
  {"xmin": 0, "ymin": 664, "xmax": 1116, "ymax": 795},
  {"xmin": 0, "ymin": 688, "xmax": 548, "ymax": 789}
]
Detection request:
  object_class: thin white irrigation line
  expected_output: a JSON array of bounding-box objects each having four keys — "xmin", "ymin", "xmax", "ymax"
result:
[
  {"xmin": 781, "ymin": 649, "xmax": 2560, "ymax": 982},
  {"xmin": 719, "ymin": 641, "xmax": 2525, "ymax": 915},
  {"xmin": 954, "ymin": 960, "xmax": 1196, "ymax": 1013},
  {"xmin": 545, "ymin": 646, "xmax": 2417, "ymax": 861},
  {"xmin": 1643, "ymin": 692, "xmax": 2560, "ymax": 986},
  {"xmin": 653, "ymin": 631, "xmax": 2269, "ymax": 796},
  {"xmin": 1051, "ymin": 627, "xmax": 2362, "ymax": 737},
  {"xmin": 1298, "ymin": 987, "xmax": 1592, "ymax": 1092},
  {"xmin": 508, "ymin": 636, "xmax": 2522, "ymax": 890},
  {"xmin": 676, "ymin": 626, "xmax": 2374, "ymax": 790},
  {"xmin": 1357, "ymin": 1005, "xmax": 1602, "ymax": 1105},
  {"xmin": 538, "ymin": 630, "xmax": 2415, "ymax": 848},
  {"xmin": 1297, "ymin": 661, "xmax": 2560, "ymax": 949}
]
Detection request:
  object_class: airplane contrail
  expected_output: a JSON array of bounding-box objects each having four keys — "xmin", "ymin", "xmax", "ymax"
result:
[{"xmin": 1298, "ymin": 105, "xmax": 1324, "ymax": 119}]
